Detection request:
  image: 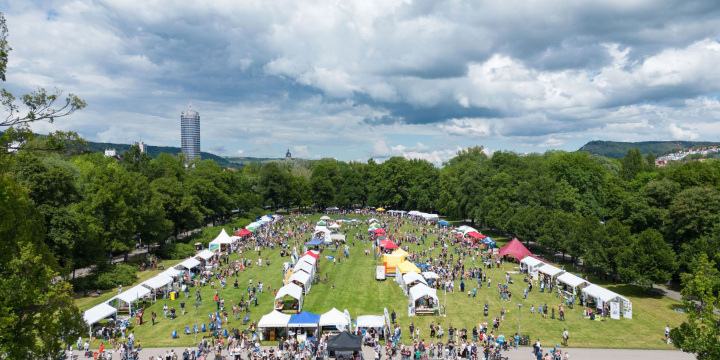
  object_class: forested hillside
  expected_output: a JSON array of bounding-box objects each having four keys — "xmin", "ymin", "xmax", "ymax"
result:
[{"xmin": 579, "ymin": 140, "xmax": 720, "ymax": 158}]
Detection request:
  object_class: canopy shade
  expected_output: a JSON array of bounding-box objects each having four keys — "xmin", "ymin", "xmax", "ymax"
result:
[
  {"xmin": 319, "ymin": 308, "xmax": 349, "ymax": 327},
  {"xmin": 537, "ymin": 264, "xmax": 564, "ymax": 277},
  {"xmin": 581, "ymin": 284, "xmax": 628, "ymax": 303},
  {"xmin": 288, "ymin": 311, "xmax": 320, "ymax": 328},
  {"xmin": 498, "ymin": 238, "xmax": 533, "ymax": 259},
  {"xmin": 211, "ymin": 228, "xmax": 233, "ymax": 244},
  {"xmin": 142, "ymin": 275, "xmax": 172, "ymax": 290},
  {"xmin": 421, "ymin": 271, "xmax": 440, "ymax": 280},
  {"xmin": 379, "ymin": 240, "xmax": 398, "ymax": 249},
  {"xmin": 117, "ymin": 285, "xmax": 151, "ymax": 304},
  {"xmin": 161, "ymin": 268, "xmax": 182, "ymax": 278},
  {"xmin": 294, "ymin": 261, "xmax": 315, "ymax": 276},
  {"xmin": 376, "ymin": 208, "xmax": 385, "ymax": 211},
  {"xmin": 306, "ymin": 238, "xmax": 324, "ymax": 246},
  {"xmin": 290, "ymin": 271, "xmax": 312, "ymax": 293},
  {"xmin": 317, "ymin": 221, "xmax": 327, "ymax": 226},
  {"xmin": 557, "ymin": 273, "xmax": 589, "ymax": 289},
  {"xmin": 520, "ymin": 256, "xmax": 545, "ymax": 268},
  {"xmin": 373, "ymin": 228, "xmax": 386, "ymax": 234},
  {"xmin": 275, "ymin": 283, "xmax": 304, "ymax": 301},
  {"xmin": 236, "ymin": 229, "xmax": 252, "ymax": 236},
  {"xmin": 392, "ymin": 249, "xmax": 409, "ymax": 257},
  {"xmin": 456, "ymin": 225, "xmax": 470, "ymax": 231},
  {"xmin": 327, "ymin": 332, "xmax": 362, "ymax": 352},
  {"xmin": 177, "ymin": 257, "xmax": 201, "ymax": 269},
  {"xmin": 330, "ymin": 234, "xmax": 346, "ymax": 242},
  {"xmin": 302, "ymin": 250, "xmax": 320, "ymax": 259},
  {"xmin": 83, "ymin": 302, "xmax": 117, "ymax": 326},
  {"xmin": 328, "ymin": 223, "xmax": 342, "ymax": 229},
  {"xmin": 438, "ymin": 220, "xmax": 451, "ymax": 226},
  {"xmin": 257, "ymin": 310, "xmax": 291, "ymax": 328},
  {"xmin": 396, "ymin": 261, "xmax": 421, "ymax": 274},
  {"xmin": 409, "ymin": 283, "xmax": 439, "ymax": 302},
  {"xmin": 196, "ymin": 249, "xmax": 214, "ymax": 260},
  {"xmin": 462, "ymin": 227, "xmax": 478, "ymax": 235},
  {"xmin": 299, "ymin": 255, "xmax": 317, "ymax": 266},
  {"xmin": 320, "ymin": 216, "xmax": 332, "ymax": 220},
  {"xmin": 356, "ymin": 315, "xmax": 385, "ymax": 328},
  {"xmin": 466, "ymin": 231, "xmax": 486, "ymax": 239}
]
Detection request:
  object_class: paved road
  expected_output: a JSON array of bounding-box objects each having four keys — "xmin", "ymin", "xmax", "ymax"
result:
[{"xmin": 90, "ymin": 345, "xmax": 693, "ymax": 360}]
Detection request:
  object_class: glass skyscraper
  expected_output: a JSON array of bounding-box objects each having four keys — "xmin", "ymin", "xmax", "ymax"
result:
[{"xmin": 180, "ymin": 104, "xmax": 200, "ymax": 160}]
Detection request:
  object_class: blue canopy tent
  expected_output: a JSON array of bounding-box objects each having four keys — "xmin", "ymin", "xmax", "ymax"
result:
[
  {"xmin": 306, "ymin": 238, "xmax": 324, "ymax": 246},
  {"xmin": 438, "ymin": 220, "xmax": 451, "ymax": 226},
  {"xmin": 482, "ymin": 237, "xmax": 496, "ymax": 248},
  {"xmin": 288, "ymin": 311, "xmax": 320, "ymax": 336}
]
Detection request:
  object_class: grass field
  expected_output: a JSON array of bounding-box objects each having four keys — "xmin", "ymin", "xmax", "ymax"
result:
[{"xmin": 78, "ymin": 214, "xmax": 686, "ymax": 350}]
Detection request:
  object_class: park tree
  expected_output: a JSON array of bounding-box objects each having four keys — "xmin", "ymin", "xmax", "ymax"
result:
[
  {"xmin": 617, "ymin": 229, "xmax": 677, "ymax": 291},
  {"xmin": 665, "ymin": 186, "xmax": 720, "ymax": 248},
  {"xmin": 151, "ymin": 176, "xmax": 203, "ymax": 238},
  {"xmin": 258, "ymin": 162, "xmax": 288, "ymax": 209},
  {"xmin": 0, "ymin": 175, "xmax": 83, "ymax": 359},
  {"xmin": 619, "ymin": 148, "xmax": 645, "ymax": 181},
  {"xmin": 670, "ymin": 254, "xmax": 720, "ymax": 360}
]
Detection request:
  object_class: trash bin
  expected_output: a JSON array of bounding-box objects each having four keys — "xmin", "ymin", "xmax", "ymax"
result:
[{"xmin": 170, "ymin": 292, "xmax": 176, "ymax": 300}]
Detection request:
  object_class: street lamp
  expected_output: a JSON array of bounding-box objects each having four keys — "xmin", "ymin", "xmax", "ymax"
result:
[
  {"xmin": 194, "ymin": 302, "xmax": 202, "ymax": 345},
  {"xmin": 516, "ymin": 303, "xmax": 523, "ymax": 340}
]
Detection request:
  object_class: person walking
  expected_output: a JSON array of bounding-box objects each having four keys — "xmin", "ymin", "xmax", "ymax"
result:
[
  {"xmin": 562, "ymin": 329, "xmax": 569, "ymax": 347},
  {"xmin": 665, "ymin": 325, "xmax": 670, "ymax": 344},
  {"xmin": 151, "ymin": 311, "xmax": 157, "ymax": 325}
]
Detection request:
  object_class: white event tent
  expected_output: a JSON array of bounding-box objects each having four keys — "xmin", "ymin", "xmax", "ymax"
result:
[
  {"xmin": 556, "ymin": 273, "xmax": 590, "ymax": 294},
  {"xmin": 209, "ymin": 228, "xmax": 233, "ymax": 251},
  {"xmin": 290, "ymin": 271, "xmax": 313, "ymax": 294},
  {"xmin": 177, "ymin": 257, "xmax": 201, "ymax": 270},
  {"xmin": 298, "ymin": 255, "xmax": 316, "ymax": 267},
  {"xmin": 161, "ymin": 267, "xmax": 182, "ymax": 278},
  {"xmin": 83, "ymin": 302, "xmax": 117, "ymax": 338},
  {"xmin": 537, "ymin": 264, "xmax": 564, "ymax": 280},
  {"xmin": 520, "ymin": 257, "xmax": 546, "ymax": 280},
  {"xmin": 356, "ymin": 315, "xmax": 385, "ymax": 330},
  {"xmin": 581, "ymin": 284, "xmax": 632, "ymax": 319},
  {"xmin": 408, "ymin": 284, "xmax": 439, "ymax": 317},
  {"xmin": 196, "ymin": 249, "xmax": 214, "ymax": 261},
  {"xmin": 275, "ymin": 283, "xmax": 304, "ymax": 312},
  {"xmin": 329, "ymin": 234, "xmax": 346, "ymax": 243},
  {"xmin": 319, "ymin": 308, "xmax": 349, "ymax": 330},
  {"xmin": 141, "ymin": 274, "xmax": 173, "ymax": 301},
  {"xmin": 399, "ymin": 272, "xmax": 427, "ymax": 295},
  {"xmin": 294, "ymin": 261, "xmax": 315, "ymax": 277},
  {"xmin": 257, "ymin": 310, "xmax": 291, "ymax": 340},
  {"xmin": 116, "ymin": 285, "xmax": 151, "ymax": 314}
]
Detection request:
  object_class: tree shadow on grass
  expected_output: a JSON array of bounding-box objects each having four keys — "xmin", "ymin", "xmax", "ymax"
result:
[{"xmin": 604, "ymin": 284, "xmax": 664, "ymax": 300}]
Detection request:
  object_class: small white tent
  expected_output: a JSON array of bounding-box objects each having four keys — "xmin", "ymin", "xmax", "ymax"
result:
[
  {"xmin": 356, "ymin": 315, "xmax": 385, "ymax": 329},
  {"xmin": 319, "ymin": 308, "xmax": 350, "ymax": 330},
  {"xmin": 141, "ymin": 274, "xmax": 173, "ymax": 301},
  {"xmin": 520, "ymin": 257, "xmax": 546, "ymax": 280},
  {"xmin": 116, "ymin": 285, "xmax": 151, "ymax": 314},
  {"xmin": 408, "ymin": 284, "xmax": 439, "ymax": 317},
  {"xmin": 537, "ymin": 264, "xmax": 564, "ymax": 280},
  {"xmin": 556, "ymin": 273, "xmax": 590, "ymax": 294},
  {"xmin": 196, "ymin": 249, "xmax": 214, "ymax": 261},
  {"xmin": 275, "ymin": 283, "xmax": 304, "ymax": 312},
  {"xmin": 176, "ymin": 257, "xmax": 201, "ymax": 270},
  {"xmin": 257, "ymin": 310, "xmax": 291, "ymax": 341},
  {"xmin": 294, "ymin": 261, "xmax": 315, "ymax": 277},
  {"xmin": 83, "ymin": 302, "xmax": 117, "ymax": 339},
  {"xmin": 290, "ymin": 271, "xmax": 313, "ymax": 294},
  {"xmin": 209, "ymin": 228, "xmax": 233, "ymax": 251}
]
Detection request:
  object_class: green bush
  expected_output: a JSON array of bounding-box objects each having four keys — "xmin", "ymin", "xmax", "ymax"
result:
[
  {"xmin": 95, "ymin": 264, "xmax": 138, "ymax": 290},
  {"xmin": 156, "ymin": 242, "xmax": 195, "ymax": 260}
]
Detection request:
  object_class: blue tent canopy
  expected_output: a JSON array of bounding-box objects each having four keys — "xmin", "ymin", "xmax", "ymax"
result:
[
  {"xmin": 306, "ymin": 238, "xmax": 324, "ymax": 246},
  {"xmin": 438, "ymin": 220, "xmax": 450, "ymax": 226},
  {"xmin": 288, "ymin": 311, "xmax": 320, "ymax": 328},
  {"xmin": 483, "ymin": 237, "xmax": 496, "ymax": 247}
]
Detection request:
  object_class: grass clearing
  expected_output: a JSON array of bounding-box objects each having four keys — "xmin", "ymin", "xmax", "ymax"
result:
[{"xmin": 77, "ymin": 214, "xmax": 685, "ymax": 350}]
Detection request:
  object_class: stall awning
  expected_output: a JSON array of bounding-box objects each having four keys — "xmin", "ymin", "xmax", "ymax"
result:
[
  {"xmin": 288, "ymin": 311, "xmax": 320, "ymax": 328},
  {"xmin": 557, "ymin": 273, "xmax": 589, "ymax": 289},
  {"xmin": 290, "ymin": 271, "xmax": 312, "ymax": 286},
  {"xmin": 116, "ymin": 285, "xmax": 151, "ymax": 304},
  {"xmin": 537, "ymin": 264, "xmax": 564, "ymax": 277},
  {"xmin": 306, "ymin": 238, "xmax": 324, "ymax": 246},
  {"xmin": 83, "ymin": 302, "xmax": 118, "ymax": 326},
  {"xmin": 302, "ymin": 250, "xmax": 320, "ymax": 259},
  {"xmin": 257, "ymin": 310, "xmax": 291, "ymax": 328},
  {"xmin": 409, "ymin": 284, "xmax": 439, "ymax": 302},
  {"xmin": 177, "ymin": 257, "xmax": 201, "ymax": 269},
  {"xmin": 275, "ymin": 283, "xmax": 303, "ymax": 301},
  {"xmin": 196, "ymin": 249, "xmax": 214, "ymax": 260},
  {"xmin": 379, "ymin": 240, "xmax": 398, "ymax": 249},
  {"xmin": 392, "ymin": 249, "xmax": 409, "ymax": 257},
  {"xmin": 142, "ymin": 275, "xmax": 173, "ymax": 290},
  {"xmin": 396, "ymin": 261, "xmax": 421, "ymax": 274},
  {"xmin": 582, "ymin": 284, "xmax": 627, "ymax": 303},
  {"xmin": 319, "ymin": 308, "xmax": 349, "ymax": 327},
  {"xmin": 236, "ymin": 229, "xmax": 252, "ymax": 236},
  {"xmin": 299, "ymin": 255, "xmax": 316, "ymax": 266},
  {"xmin": 161, "ymin": 268, "xmax": 182, "ymax": 278},
  {"xmin": 294, "ymin": 261, "xmax": 315, "ymax": 276},
  {"xmin": 330, "ymin": 234, "xmax": 346, "ymax": 242},
  {"xmin": 327, "ymin": 332, "xmax": 362, "ymax": 352},
  {"xmin": 211, "ymin": 228, "xmax": 233, "ymax": 244},
  {"xmin": 520, "ymin": 256, "xmax": 545, "ymax": 268},
  {"xmin": 356, "ymin": 315, "xmax": 385, "ymax": 328},
  {"xmin": 402, "ymin": 272, "xmax": 427, "ymax": 286}
]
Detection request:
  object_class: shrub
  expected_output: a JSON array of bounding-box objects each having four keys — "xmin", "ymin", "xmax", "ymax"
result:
[{"xmin": 95, "ymin": 264, "xmax": 138, "ymax": 289}]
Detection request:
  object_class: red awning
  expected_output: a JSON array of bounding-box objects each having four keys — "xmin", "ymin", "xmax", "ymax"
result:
[
  {"xmin": 466, "ymin": 231, "xmax": 486, "ymax": 239},
  {"xmin": 236, "ymin": 229, "xmax": 252, "ymax": 236},
  {"xmin": 302, "ymin": 250, "xmax": 320, "ymax": 259},
  {"xmin": 379, "ymin": 240, "xmax": 398, "ymax": 249},
  {"xmin": 373, "ymin": 228, "xmax": 386, "ymax": 234}
]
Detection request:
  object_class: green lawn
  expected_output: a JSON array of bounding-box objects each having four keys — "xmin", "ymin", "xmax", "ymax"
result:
[{"xmin": 78, "ymin": 214, "xmax": 685, "ymax": 350}]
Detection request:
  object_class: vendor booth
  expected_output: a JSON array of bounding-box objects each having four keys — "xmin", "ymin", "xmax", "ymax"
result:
[
  {"xmin": 556, "ymin": 273, "xmax": 590, "ymax": 296},
  {"xmin": 275, "ymin": 283, "xmax": 304, "ymax": 313},
  {"xmin": 392, "ymin": 248, "xmax": 409, "ymax": 259},
  {"xmin": 356, "ymin": 315, "xmax": 385, "ymax": 337},
  {"xmin": 408, "ymin": 284, "xmax": 439, "ymax": 316},
  {"xmin": 382, "ymin": 253, "xmax": 404, "ymax": 276},
  {"xmin": 258, "ymin": 310, "xmax": 291, "ymax": 341},
  {"xmin": 537, "ymin": 263, "xmax": 564, "ymax": 284},
  {"xmin": 302, "ymin": 250, "xmax": 320, "ymax": 259},
  {"xmin": 115, "ymin": 285, "xmax": 151, "ymax": 314},
  {"xmin": 141, "ymin": 274, "xmax": 173, "ymax": 302},
  {"xmin": 83, "ymin": 302, "xmax": 118, "ymax": 339},
  {"xmin": 497, "ymin": 238, "xmax": 532, "ymax": 260},
  {"xmin": 520, "ymin": 256, "xmax": 546, "ymax": 280},
  {"xmin": 294, "ymin": 260, "xmax": 316, "ymax": 277},
  {"xmin": 209, "ymin": 228, "xmax": 233, "ymax": 251},
  {"xmin": 196, "ymin": 249, "xmax": 214, "ymax": 261},
  {"xmin": 581, "ymin": 284, "xmax": 633, "ymax": 319},
  {"xmin": 327, "ymin": 332, "xmax": 362, "ymax": 358},
  {"xmin": 176, "ymin": 257, "xmax": 202, "ymax": 270},
  {"xmin": 319, "ymin": 308, "xmax": 350, "ymax": 333},
  {"xmin": 289, "ymin": 271, "xmax": 313, "ymax": 295},
  {"xmin": 396, "ymin": 261, "xmax": 421, "ymax": 274},
  {"xmin": 299, "ymin": 255, "xmax": 317, "ymax": 267},
  {"xmin": 306, "ymin": 238, "xmax": 324, "ymax": 247},
  {"xmin": 398, "ymin": 272, "xmax": 427, "ymax": 295},
  {"xmin": 330, "ymin": 234, "xmax": 346, "ymax": 243},
  {"xmin": 288, "ymin": 311, "xmax": 320, "ymax": 339}
]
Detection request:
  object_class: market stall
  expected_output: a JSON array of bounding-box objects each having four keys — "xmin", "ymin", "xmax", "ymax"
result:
[
  {"xmin": 556, "ymin": 273, "xmax": 590, "ymax": 296},
  {"xmin": 288, "ymin": 311, "xmax": 320, "ymax": 339},
  {"xmin": 83, "ymin": 302, "xmax": 117, "ymax": 339},
  {"xmin": 327, "ymin": 331, "xmax": 362, "ymax": 358},
  {"xmin": 289, "ymin": 270, "xmax": 313, "ymax": 295},
  {"xmin": 115, "ymin": 285, "xmax": 151, "ymax": 314},
  {"xmin": 275, "ymin": 283, "xmax": 304, "ymax": 313},
  {"xmin": 141, "ymin": 274, "xmax": 173, "ymax": 302},
  {"xmin": 209, "ymin": 228, "xmax": 234, "ymax": 251},
  {"xmin": 396, "ymin": 261, "xmax": 421, "ymax": 274},
  {"xmin": 408, "ymin": 284, "xmax": 439, "ymax": 316},
  {"xmin": 257, "ymin": 310, "xmax": 291, "ymax": 341},
  {"xmin": 520, "ymin": 256, "xmax": 546, "ymax": 280},
  {"xmin": 581, "ymin": 284, "xmax": 633, "ymax": 319},
  {"xmin": 356, "ymin": 315, "xmax": 385, "ymax": 337},
  {"xmin": 382, "ymin": 253, "xmax": 404, "ymax": 276},
  {"xmin": 176, "ymin": 257, "xmax": 202, "ymax": 270},
  {"xmin": 398, "ymin": 272, "xmax": 427, "ymax": 295},
  {"xmin": 195, "ymin": 249, "xmax": 214, "ymax": 261},
  {"xmin": 319, "ymin": 308, "xmax": 350, "ymax": 332},
  {"xmin": 294, "ymin": 260, "xmax": 316, "ymax": 277},
  {"xmin": 537, "ymin": 263, "xmax": 564, "ymax": 285}
]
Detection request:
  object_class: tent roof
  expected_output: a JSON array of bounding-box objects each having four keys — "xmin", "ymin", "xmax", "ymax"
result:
[
  {"xmin": 537, "ymin": 264, "xmax": 564, "ymax": 277},
  {"xmin": 236, "ymin": 229, "xmax": 253, "ymax": 236},
  {"xmin": 161, "ymin": 268, "xmax": 182, "ymax": 278},
  {"xmin": 302, "ymin": 250, "xmax": 320, "ymax": 259},
  {"xmin": 379, "ymin": 240, "xmax": 398, "ymax": 249},
  {"xmin": 328, "ymin": 223, "xmax": 342, "ymax": 229},
  {"xmin": 299, "ymin": 255, "xmax": 316, "ymax": 266},
  {"xmin": 83, "ymin": 302, "xmax": 117, "ymax": 326},
  {"xmin": 520, "ymin": 256, "xmax": 545, "ymax": 267},
  {"xmin": 356, "ymin": 315, "xmax": 384, "ymax": 328},
  {"xmin": 462, "ymin": 227, "xmax": 478, "ymax": 235},
  {"xmin": 330, "ymin": 234, "xmax": 346, "ymax": 241},
  {"xmin": 257, "ymin": 310, "xmax": 291, "ymax": 328},
  {"xmin": 142, "ymin": 275, "xmax": 172, "ymax": 290},
  {"xmin": 498, "ymin": 238, "xmax": 533, "ymax": 259},
  {"xmin": 306, "ymin": 238, "xmax": 324, "ymax": 246},
  {"xmin": 557, "ymin": 273, "xmax": 589, "ymax": 289},
  {"xmin": 396, "ymin": 261, "xmax": 421, "ymax": 274},
  {"xmin": 196, "ymin": 249, "xmax": 214, "ymax": 260},
  {"xmin": 210, "ymin": 228, "xmax": 233, "ymax": 244},
  {"xmin": 456, "ymin": 225, "xmax": 470, "ymax": 231},
  {"xmin": 290, "ymin": 271, "xmax": 311, "ymax": 285},
  {"xmin": 319, "ymin": 308, "xmax": 349, "ymax": 327},
  {"xmin": 582, "ymin": 284, "xmax": 628, "ymax": 303},
  {"xmin": 177, "ymin": 257, "xmax": 201, "ymax": 269},
  {"xmin": 294, "ymin": 261, "xmax": 315, "ymax": 275},
  {"xmin": 466, "ymin": 231, "xmax": 485, "ymax": 239},
  {"xmin": 402, "ymin": 272, "xmax": 427, "ymax": 285},
  {"xmin": 421, "ymin": 271, "xmax": 440, "ymax": 280},
  {"xmin": 320, "ymin": 216, "xmax": 332, "ymax": 220},
  {"xmin": 288, "ymin": 311, "xmax": 320, "ymax": 328},
  {"xmin": 275, "ymin": 283, "xmax": 303, "ymax": 300},
  {"xmin": 327, "ymin": 332, "xmax": 362, "ymax": 352},
  {"xmin": 116, "ymin": 285, "xmax": 151, "ymax": 303},
  {"xmin": 392, "ymin": 249, "xmax": 409, "ymax": 257},
  {"xmin": 409, "ymin": 284, "xmax": 438, "ymax": 302}
]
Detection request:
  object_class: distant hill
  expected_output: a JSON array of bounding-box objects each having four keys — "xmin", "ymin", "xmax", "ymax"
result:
[
  {"xmin": 579, "ymin": 140, "xmax": 720, "ymax": 158},
  {"xmin": 85, "ymin": 140, "xmax": 238, "ymax": 166}
]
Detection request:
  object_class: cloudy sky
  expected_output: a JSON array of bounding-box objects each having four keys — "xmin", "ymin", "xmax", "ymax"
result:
[{"xmin": 3, "ymin": 0, "xmax": 720, "ymax": 164}]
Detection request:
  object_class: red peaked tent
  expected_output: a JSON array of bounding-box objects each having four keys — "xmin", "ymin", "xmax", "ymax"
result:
[
  {"xmin": 302, "ymin": 250, "xmax": 320, "ymax": 259},
  {"xmin": 373, "ymin": 228, "xmax": 386, "ymax": 235},
  {"xmin": 497, "ymin": 238, "xmax": 533, "ymax": 260},
  {"xmin": 236, "ymin": 229, "xmax": 252, "ymax": 236},
  {"xmin": 379, "ymin": 240, "xmax": 398, "ymax": 249}
]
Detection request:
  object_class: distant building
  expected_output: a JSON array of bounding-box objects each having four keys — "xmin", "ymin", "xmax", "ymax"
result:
[
  {"xmin": 285, "ymin": 148, "xmax": 292, "ymax": 161},
  {"xmin": 181, "ymin": 103, "xmax": 201, "ymax": 160},
  {"xmin": 104, "ymin": 149, "xmax": 117, "ymax": 157},
  {"xmin": 135, "ymin": 139, "xmax": 146, "ymax": 153}
]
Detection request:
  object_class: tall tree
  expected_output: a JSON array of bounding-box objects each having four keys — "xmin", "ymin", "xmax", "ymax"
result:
[
  {"xmin": 617, "ymin": 229, "xmax": 677, "ymax": 291},
  {"xmin": 619, "ymin": 148, "xmax": 645, "ymax": 181}
]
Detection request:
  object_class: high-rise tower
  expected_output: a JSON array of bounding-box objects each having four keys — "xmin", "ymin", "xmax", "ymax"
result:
[{"xmin": 180, "ymin": 103, "xmax": 200, "ymax": 160}]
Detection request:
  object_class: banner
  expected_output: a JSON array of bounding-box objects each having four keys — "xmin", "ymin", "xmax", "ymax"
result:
[
  {"xmin": 623, "ymin": 301, "xmax": 632, "ymax": 319},
  {"xmin": 384, "ymin": 308, "xmax": 390, "ymax": 326},
  {"xmin": 610, "ymin": 302, "xmax": 620, "ymax": 320},
  {"xmin": 408, "ymin": 299, "xmax": 415, "ymax": 317},
  {"xmin": 345, "ymin": 309, "xmax": 352, "ymax": 331}
]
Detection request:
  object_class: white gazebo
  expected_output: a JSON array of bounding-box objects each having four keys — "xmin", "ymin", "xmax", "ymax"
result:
[
  {"xmin": 329, "ymin": 234, "xmax": 346, "ymax": 243},
  {"xmin": 294, "ymin": 261, "xmax": 316, "ymax": 277},
  {"xmin": 116, "ymin": 285, "xmax": 151, "ymax": 314},
  {"xmin": 257, "ymin": 310, "xmax": 291, "ymax": 341},
  {"xmin": 319, "ymin": 308, "xmax": 350, "ymax": 331},
  {"xmin": 196, "ymin": 249, "xmax": 214, "ymax": 261},
  {"xmin": 298, "ymin": 255, "xmax": 316, "ymax": 267},
  {"xmin": 141, "ymin": 274, "xmax": 173, "ymax": 302},
  {"xmin": 520, "ymin": 256, "xmax": 546, "ymax": 280},
  {"xmin": 536, "ymin": 263, "xmax": 564, "ymax": 282},
  {"xmin": 556, "ymin": 273, "xmax": 590, "ymax": 295},
  {"xmin": 398, "ymin": 272, "xmax": 427, "ymax": 295},
  {"xmin": 83, "ymin": 302, "xmax": 117, "ymax": 339},
  {"xmin": 275, "ymin": 283, "xmax": 304, "ymax": 313},
  {"xmin": 209, "ymin": 228, "xmax": 233, "ymax": 251},
  {"xmin": 581, "ymin": 284, "xmax": 633, "ymax": 319},
  {"xmin": 356, "ymin": 315, "xmax": 385, "ymax": 331},
  {"xmin": 176, "ymin": 257, "xmax": 202, "ymax": 270},
  {"xmin": 408, "ymin": 284, "xmax": 439, "ymax": 316},
  {"xmin": 289, "ymin": 271, "xmax": 313, "ymax": 295},
  {"xmin": 161, "ymin": 267, "xmax": 182, "ymax": 278}
]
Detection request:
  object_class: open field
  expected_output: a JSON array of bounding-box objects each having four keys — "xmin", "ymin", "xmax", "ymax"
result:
[{"xmin": 78, "ymin": 214, "xmax": 686, "ymax": 350}]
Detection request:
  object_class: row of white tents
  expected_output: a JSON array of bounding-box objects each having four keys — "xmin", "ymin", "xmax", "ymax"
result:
[
  {"xmin": 407, "ymin": 211, "xmax": 439, "ymax": 221},
  {"xmin": 257, "ymin": 308, "xmax": 389, "ymax": 340},
  {"xmin": 520, "ymin": 257, "xmax": 632, "ymax": 319},
  {"xmin": 395, "ymin": 270, "xmax": 441, "ymax": 317},
  {"xmin": 274, "ymin": 254, "xmax": 319, "ymax": 312}
]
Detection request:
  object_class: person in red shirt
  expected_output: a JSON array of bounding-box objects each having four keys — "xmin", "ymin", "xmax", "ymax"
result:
[{"xmin": 98, "ymin": 343, "xmax": 104, "ymax": 355}]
